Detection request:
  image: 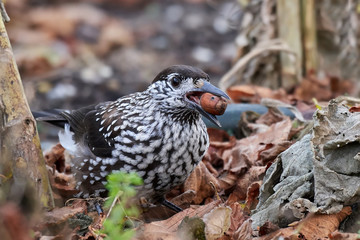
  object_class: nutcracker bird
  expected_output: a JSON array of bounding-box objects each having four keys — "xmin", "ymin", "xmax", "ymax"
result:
[{"xmin": 35, "ymin": 65, "xmax": 229, "ymax": 212}]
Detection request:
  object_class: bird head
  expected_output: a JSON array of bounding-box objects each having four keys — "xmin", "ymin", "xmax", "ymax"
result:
[{"xmin": 148, "ymin": 65, "xmax": 230, "ymax": 127}]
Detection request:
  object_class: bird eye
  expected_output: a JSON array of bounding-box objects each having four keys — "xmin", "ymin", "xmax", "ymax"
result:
[{"xmin": 171, "ymin": 77, "xmax": 181, "ymax": 88}]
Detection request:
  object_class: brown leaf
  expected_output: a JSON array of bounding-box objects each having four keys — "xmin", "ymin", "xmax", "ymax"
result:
[
  {"xmin": 257, "ymin": 206, "xmax": 352, "ymax": 239},
  {"xmin": 218, "ymin": 172, "xmax": 238, "ymax": 191},
  {"xmin": 203, "ymin": 206, "xmax": 232, "ymax": 240},
  {"xmin": 258, "ymin": 221, "xmax": 280, "ymax": 236},
  {"xmin": 184, "ymin": 161, "xmax": 220, "ymax": 204},
  {"xmin": 329, "ymin": 230, "xmax": 360, "ymax": 240},
  {"xmin": 42, "ymin": 205, "xmax": 86, "ymax": 226},
  {"xmin": 258, "ymin": 141, "xmax": 292, "ymax": 165},
  {"xmin": 171, "ymin": 190, "xmax": 197, "ymax": 209},
  {"xmin": 294, "ymin": 74, "xmax": 332, "ymax": 101},
  {"xmin": 233, "ymin": 219, "xmax": 254, "ymax": 240},
  {"xmin": 256, "ymin": 107, "xmax": 287, "ymax": 126},
  {"xmin": 44, "ymin": 143, "xmax": 66, "ymax": 173},
  {"xmin": 208, "ymin": 128, "xmax": 237, "ymax": 149},
  {"xmin": 44, "ymin": 144, "xmax": 79, "ymax": 200},
  {"xmin": 227, "ymin": 202, "xmax": 248, "ymax": 237},
  {"xmin": 349, "ymin": 106, "xmax": 360, "ymax": 113},
  {"xmin": 229, "ymin": 166, "xmax": 266, "ymax": 202},
  {"xmin": 329, "ymin": 76, "xmax": 354, "ymax": 97},
  {"xmin": 244, "ymin": 181, "xmax": 261, "ymax": 212},
  {"xmin": 290, "ymin": 207, "xmax": 352, "ymax": 239},
  {"xmin": 136, "ymin": 201, "xmax": 221, "ymax": 240},
  {"xmin": 222, "ymin": 118, "xmax": 292, "ymax": 173},
  {"xmin": 227, "ymin": 85, "xmax": 288, "ymax": 104}
]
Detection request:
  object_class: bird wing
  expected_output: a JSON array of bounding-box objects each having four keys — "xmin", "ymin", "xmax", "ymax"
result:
[{"xmin": 61, "ymin": 102, "xmax": 121, "ymax": 158}]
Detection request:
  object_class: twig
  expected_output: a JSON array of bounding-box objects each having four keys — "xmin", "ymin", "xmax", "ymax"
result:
[
  {"xmin": 209, "ymin": 181, "xmax": 221, "ymax": 202},
  {"xmin": 0, "ymin": 1, "xmax": 10, "ymax": 23},
  {"xmin": 106, "ymin": 191, "xmax": 122, "ymax": 219},
  {"xmin": 219, "ymin": 39, "xmax": 299, "ymax": 91}
]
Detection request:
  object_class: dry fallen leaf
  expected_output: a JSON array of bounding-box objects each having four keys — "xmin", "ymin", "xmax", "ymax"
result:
[
  {"xmin": 42, "ymin": 205, "xmax": 87, "ymax": 226},
  {"xmin": 329, "ymin": 230, "xmax": 360, "ymax": 240},
  {"xmin": 222, "ymin": 118, "xmax": 292, "ymax": 174},
  {"xmin": 184, "ymin": 161, "xmax": 220, "ymax": 204},
  {"xmin": 255, "ymin": 206, "xmax": 352, "ymax": 239},
  {"xmin": 233, "ymin": 218, "xmax": 254, "ymax": 240},
  {"xmin": 202, "ymin": 206, "xmax": 232, "ymax": 240},
  {"xmin": 44, "ymin": 143, "xmax": 66, "ymax": 173},
  {"xmin": 244, "ymin": 181, "xmax": 261, "ymax": 212},
  {"xmin": 294, "ymin": 73, "xmax": 332, "ymax": 102},
  {"xmin": 227, "ymin": 85, "xmax": 288, "ymax": 104},
  {"xmin": 349, "ymin": 106, "xmax": 360, "ymax": 113},
  {"xmin": 227, "ymin": 166, "xmax": 266, "ymax": 202},
  {"xmin": 136, "ymin": 200, "xmax": 220, "ymax": 240},
  {"xmin": 227, "ymin": 202, "xmax": 248, "ymax": 237}
]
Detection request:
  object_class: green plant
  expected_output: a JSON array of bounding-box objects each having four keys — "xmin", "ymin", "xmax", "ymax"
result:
[{"xmin": 102, "ymin": 172, "xmax": 143, "ymax": 240}]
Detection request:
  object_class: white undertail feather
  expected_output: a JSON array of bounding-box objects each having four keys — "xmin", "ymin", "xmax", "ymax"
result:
[{"xmin": 58, "ymin": 123, "xmax": 79, "ymax": 155}]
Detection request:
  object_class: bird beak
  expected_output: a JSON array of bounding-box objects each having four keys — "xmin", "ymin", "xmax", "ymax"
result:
[{"xmin": 185, "ymin": 81, "xmax": 230, "ymax": 127}]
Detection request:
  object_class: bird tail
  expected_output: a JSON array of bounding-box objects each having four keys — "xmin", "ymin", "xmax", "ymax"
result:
[{"xmin": 32, "ymin": 110, "xmax": 68, "ymax": 129}]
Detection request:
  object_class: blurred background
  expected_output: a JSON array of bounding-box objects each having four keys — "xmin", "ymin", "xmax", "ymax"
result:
[
  {"xmin": 4, "ymin": 0, "xmax": 360, "ymax": 144},
  {"xmin": 6, "ymin": 0, "xmax": 240, "ymax": 110}
]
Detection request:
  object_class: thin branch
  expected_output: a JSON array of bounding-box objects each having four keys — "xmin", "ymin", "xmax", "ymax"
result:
[{"xmin": 219, "ymin": 39, "xmax": 299, "ymax": 91}]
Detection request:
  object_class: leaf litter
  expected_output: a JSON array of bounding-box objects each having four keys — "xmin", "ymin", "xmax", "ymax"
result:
[
  {"xmin": 31, "ymin": 82, "xmax": 360, "ymax": 240},
  {"xmin": 5, "ymin": 1, "xmax": 360, "ymax": 238}
]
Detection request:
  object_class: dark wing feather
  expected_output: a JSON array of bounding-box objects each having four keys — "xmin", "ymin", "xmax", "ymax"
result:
[
  {"xmin": 59, "ymin": 102, "xmax": 118, "ymax": 158},
  {"xmin": 82, "ymin": 108, "xmax": 116, "ymax": 158},
  {"xmin": 36, "ymin": 102, "xmax": 121, "ymax": 158}
]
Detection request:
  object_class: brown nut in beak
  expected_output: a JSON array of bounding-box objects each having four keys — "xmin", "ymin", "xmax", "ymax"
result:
[{"xmin": 200, "ymin": 93, "xmax": 228, "ymax": 115}]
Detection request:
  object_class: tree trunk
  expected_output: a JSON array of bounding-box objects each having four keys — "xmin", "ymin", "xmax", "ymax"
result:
[{"xmin": 0, "ymin": 19, "xmax": 54, "ymax": 208}]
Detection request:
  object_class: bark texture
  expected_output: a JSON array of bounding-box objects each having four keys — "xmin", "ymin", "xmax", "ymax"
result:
[{"xmin": 0, "ymin": 19, "xmax": 54, "ymax": 208}]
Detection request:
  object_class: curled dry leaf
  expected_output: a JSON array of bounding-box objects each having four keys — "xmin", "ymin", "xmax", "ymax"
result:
[
  {"xmin": 244, "ymin": 181, "xmax": 261, "ymax": 212},
  {"xmin": 258, "ymin": 221, "xmax": 280, "ymax": 236},
  {"xmin": 256, "ymin": 107, "xmax": 287, "ymax": 126},
  {"xmin": 207, "ymin": 128, "xmax": 237, "ymax": 149},
  {"xmin": 227, "ymin": 202, "xmax": 248, "ymax": 237},
  {"xmin": 44, "ymin": 143, "xmax": 66, "ymax": 173},
  {"xmin": 222, "ymin": 118, "xmax": 292, "ymax": 174},
  {"xmin": 202, "ymin": 206, "xmax": 232, "ymax": 240},
  {"xmin": 218, "ymin": 172, "xmax": 238, "ymax": 192},
  {"xmin": 170, "ymin": 190, "xmax": 197, "ymax": 210},
  {"xmin": 349, "ymin": 106, "xmax": 360, "ymax": 113},
  {"xmin": 258, "ymin": 141, "xmax": 292, "ymax": 165},
  {"xmin": 225, "ymin": 166, "xmax": 266, "ymax": 203},
  {"xmin": 184, "ymin": 161, "xmax": 220, "ymax": 205},
  {"xmin": 136, "ymin": 200, "xmax": 220, "ymax": 240},
  {"xmin": 44, "ymin": 144, "xmax": 78, "ymax": 200},
  {"xmin": 233, "ymin": 219, "xmax": 254, "ymax": 240}
]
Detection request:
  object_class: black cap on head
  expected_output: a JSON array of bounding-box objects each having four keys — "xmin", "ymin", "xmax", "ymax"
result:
[{"xmin": 152, "ymin": 65, "xmax": 210, "ymax": 83}]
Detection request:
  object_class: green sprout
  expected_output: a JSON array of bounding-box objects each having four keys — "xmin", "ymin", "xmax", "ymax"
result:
[{"xmin": 102, "ymin": 172, "xmax": 143, "ymax": 240}]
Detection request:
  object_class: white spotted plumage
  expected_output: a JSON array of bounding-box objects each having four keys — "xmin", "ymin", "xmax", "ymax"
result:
[{"xmin": 55, "ymin": 65, "xmax": 227, "ymax": 204}]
